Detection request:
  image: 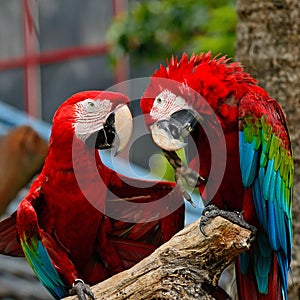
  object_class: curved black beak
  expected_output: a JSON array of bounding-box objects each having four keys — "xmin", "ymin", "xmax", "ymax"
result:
[
  {"xmin": 151, "ymin": 109, "xmax": 200, "ymax": 151},
  {"xmin": 85, "ymin": 113, "xmax": 116, "ymax": 150},
  {"xmin": 85, "ymin": 105, "xmax": 133, "ymax": 154}
]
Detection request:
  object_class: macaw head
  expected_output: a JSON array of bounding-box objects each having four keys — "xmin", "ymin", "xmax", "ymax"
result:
[
  {"xmin": 140, "ymin": 52, "xmax": 256, "ymax": 151},
  {"xmin": 52, "ymin": 90, "xmax": 133, "ymax": 154}
]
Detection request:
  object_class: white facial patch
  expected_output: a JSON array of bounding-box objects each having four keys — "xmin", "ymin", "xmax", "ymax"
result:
[
  {"xmin": 150, "ymin": 89, "xmax": 189, "ymax": 121},
  {"xmin": 74, "ymin": 98, "xmax": 112, "ymax": 142}
]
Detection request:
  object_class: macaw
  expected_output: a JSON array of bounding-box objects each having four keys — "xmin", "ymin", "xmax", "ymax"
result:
[
  {"xmin": 0, "ymin": 91, "xmax": 185, "ymax": 300},
  {"xmin": 140, "ymin": 53, "xmax": 293, "ymax": 300}
]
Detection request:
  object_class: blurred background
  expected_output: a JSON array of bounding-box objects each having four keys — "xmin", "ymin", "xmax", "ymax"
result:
[
  {"xmin": 0, "ymin": 0, "xmax": 236, "ymax": 299},
  {"xmin": 0, "ymin": 0, "xmax": 236, "ymax": 188},
  {"xmin": 0, "ymin": 0, "xmax": 236, "ymax": 122},
  {"xmin": 1, "ymin": 1, "xmax": 299, "ymax": 299}
]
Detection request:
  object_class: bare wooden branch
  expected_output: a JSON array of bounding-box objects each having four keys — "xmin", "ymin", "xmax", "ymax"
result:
[{"xmin": 64, "ymin": 215, "xmax": 254, "ymax": 300}]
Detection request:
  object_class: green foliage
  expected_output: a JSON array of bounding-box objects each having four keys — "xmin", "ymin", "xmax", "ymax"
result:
[
  {"xmin": 150, "ymin": 148, "xmax": 188, "ymax": 182},
  {"xmin": 107, "ymin": 0, "xmax": 237, "ymax": 64}
]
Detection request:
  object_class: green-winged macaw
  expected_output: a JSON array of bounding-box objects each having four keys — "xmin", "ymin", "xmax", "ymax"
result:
[
  {"xmin": 140, "ymin": 53, "xmax": 293, "ymax": 300},
  {"xmin": 0, "ymin": 91, "xmax": 184, "ymax": 299}
]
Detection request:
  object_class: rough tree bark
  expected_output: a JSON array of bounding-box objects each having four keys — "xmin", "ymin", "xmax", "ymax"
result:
[
  {"xmin": 235, "ymin": 1, "xmax": 300, "ymax": 298},
  {"xmin": 63, "ymin": 215, "xmax": 254, "ymax": 300}
]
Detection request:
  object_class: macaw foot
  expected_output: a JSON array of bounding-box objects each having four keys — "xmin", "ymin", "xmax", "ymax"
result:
[
  {"xmin": 199, "ymin": 205, "xmax": 257, "ymax": 238},
  {"xmin": 69, "ymin": 279, "xmax": 95, "ymax": 300},
  {"xmin": 163, "ymin": 150, "xmax": 204, "ymax": 207}
]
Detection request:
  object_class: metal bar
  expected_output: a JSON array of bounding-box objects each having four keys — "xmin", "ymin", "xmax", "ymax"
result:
[
  {"xmin": 112, "ymin": 0, "xmax": 129, "ymax": 86},
  {"xmin": 22, "ymin": 0, "xmax": 40, "ymax": 117},
  {"xmin": 0, "ymin": 44, "xmax": 108, "ymax": 71}
]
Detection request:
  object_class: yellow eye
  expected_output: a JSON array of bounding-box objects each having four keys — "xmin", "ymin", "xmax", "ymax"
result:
[
  {"xmin": 88, "ymin": 101, "xmax": 95, "ymax": 107},
  {"xmin": 156, "ymin": 98, "xmax": 162, "ymax": 104}
]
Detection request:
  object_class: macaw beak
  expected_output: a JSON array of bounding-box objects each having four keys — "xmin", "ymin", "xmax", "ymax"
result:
[
  {"xmin": 112, "ymin": 105, "xmax": 133, "ymax": 155},
  {"xmin": 86, "ymin": 105, "xmax": 133, "ymax": 155},
  {"xmin": 150, "ymin": 109, "xmax": 199, "ymax": 151}
]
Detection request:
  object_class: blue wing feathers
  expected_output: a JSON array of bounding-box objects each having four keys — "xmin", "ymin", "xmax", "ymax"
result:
[
  {"xmin": 239, "ymin": 124, "xmax": 292, "ymax": 297},
  {"xmin": 258, "ymin": 168, "xmax": 265, "ymax": 194},
  {"xmin": 277, "ymin": 253, "xmax": 288, "ymax": 299},
  {"xmin": 239, "ymin": 252, "xmax": 250, "ymax": 275},
  {"xmin": 269, "ymin": 166, "xmax": 276, "ymax": 203},
  {"xmin": 257, "ymin": 230, "xmax": 272, "ymax": 258},
  {"xmin": 239, "ymin": 95, "xmax": 293, "ymax": 298},
  {"xmin": 277, "ymin": 207, "xmax": 288, "ymax": 256},
  {"xmin": 252, "ymin": 179, "xmax": 267, "ymax": 231},
  {"xmin": 267, "ymin": 201, "xmax": 280, "ymax": 251},
  {"xmin": 263, "ymin": 159, "xmax": 274, "ymax": 200},
  {"xmin": 239, "ymin": 132, "xmax": 259, "ymax": 188},
  {"xmin": 22, "ymin": 239, "xmax": 67, "ymax": 299},
  {"xmin": 256, "ymin": 252, "xmax": 271, "ymax": 276},
  {"xmin": 276, "ymin": 172, "xmax": 283, "ymax": 209},
  {"xmin": 254, "ymin": 232, "xmax": 272, "ymax": 294}
]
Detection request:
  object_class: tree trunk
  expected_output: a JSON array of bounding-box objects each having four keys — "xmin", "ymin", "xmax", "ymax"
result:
[
  {"xmin": 63, "ymin": 216, "xmax": 254, "ymax": 300},
  {"xmin": 235, "ymin": 1, "xmax": 300, "ymax": 298}
]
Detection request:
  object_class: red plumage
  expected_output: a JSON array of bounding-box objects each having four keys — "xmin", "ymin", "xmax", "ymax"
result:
[
  {"xmin": 0, "ymin": 91, "xmax": 184, "ymax": 298},
  {"xmin": 140, "ymin": 53, "xmax": 293, "ymax": 300}
]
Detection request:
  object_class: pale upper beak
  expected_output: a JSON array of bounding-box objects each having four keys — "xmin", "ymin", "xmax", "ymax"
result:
[
  {"xmin": 113, "ymin": 104, "xmax": 133, "ymax": 155},
  {"xmin": 150, "ymin": 109, "xmax": 199, "ymax": 151}
]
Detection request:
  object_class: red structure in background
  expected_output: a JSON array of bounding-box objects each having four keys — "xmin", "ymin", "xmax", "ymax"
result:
[{"xmin": 0, "ymin": 0, "xmax": 128, "ymax": 118}]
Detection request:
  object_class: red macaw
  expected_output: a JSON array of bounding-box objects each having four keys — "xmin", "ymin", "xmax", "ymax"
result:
[
  {"xmin": 140, "ymin": 53, "xmax": 293, "ymax": 300},
  {"xmin": 0, "ymin": 91, "xmax": 184, "ymax": 299}
]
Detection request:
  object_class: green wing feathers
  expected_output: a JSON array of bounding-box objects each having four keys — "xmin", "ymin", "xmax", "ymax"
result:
[
  {"xmin": 239, "ymin": 92, "xmax": 293, "ymax": 298},
  {"xmin": 17, "ymin": 200, "xmax": 67, "ymax": 299}
]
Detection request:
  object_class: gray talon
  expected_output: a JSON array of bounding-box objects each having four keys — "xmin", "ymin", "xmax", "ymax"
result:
[
  {"xmin": 199, "ymin": 205, "xmax": 257, "ymax": 237},
  {"xmin": 69, "ymin": 279, "xmax": 95, "ymax": 300},
  {"xmin": 163, "ymin": 150, "xmax": 203, "ymax": 206}
]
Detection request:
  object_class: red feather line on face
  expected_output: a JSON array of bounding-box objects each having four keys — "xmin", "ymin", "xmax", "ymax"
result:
[{"xmin": 141, "ymin": 52, "xmax": 257, "ymax": 127}]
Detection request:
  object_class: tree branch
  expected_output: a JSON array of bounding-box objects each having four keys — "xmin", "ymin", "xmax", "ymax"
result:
[
  {"xmin": 63, "ymin": 215, "xmax": 255, "ymax": 300},
  {"xmin": 0, "ymin": 126, "xmax": 48, "ymax": 215}
]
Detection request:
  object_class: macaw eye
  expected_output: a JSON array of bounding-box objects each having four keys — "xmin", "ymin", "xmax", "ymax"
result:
[
  {"xmin": 88, "ymin": 101, "xmax": 95, "ymax": 107},
  {"xmin": 156, "ymin": 97, "xmax": 162, "ymax": 104}
]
